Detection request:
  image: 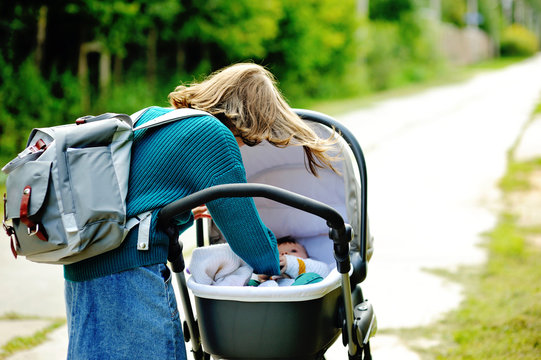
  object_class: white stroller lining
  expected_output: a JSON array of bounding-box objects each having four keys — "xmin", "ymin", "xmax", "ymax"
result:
[
  {"xmin": 187, "ymin": 267, "xmax": 344, "ymax": 302},
  {"xmin": 296, "ymin": 233, "xmax": 335, "ymax": 266}
]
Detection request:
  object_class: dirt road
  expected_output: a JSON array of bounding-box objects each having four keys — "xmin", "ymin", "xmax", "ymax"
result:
[{"xmin": 329, "ymin": 55, "xmax": 541, "ymax": 358}]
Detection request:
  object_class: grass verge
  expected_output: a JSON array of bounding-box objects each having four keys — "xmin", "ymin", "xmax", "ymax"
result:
[
  {"xmin": 499, "ymin": 158, "xmax": 541, "ymax": 192},
  {"xmin": 431, "ymin": 212, "xmax": 541, "ymax": 359},
  {"xmin": 418, "ymin": 100, "xmax": 541, "ymax": 359},
  {"xmin": 0, "ymin": 313, "xmax": 66, "ymax": 360}
]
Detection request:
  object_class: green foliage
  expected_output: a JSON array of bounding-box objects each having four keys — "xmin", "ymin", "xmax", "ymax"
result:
[
  {"xmin": 64, "ymin": 0, "xmax": 182, "ymax": 56},
  {"xmin": 441, "ymin": 0, "xmax": 467, "ymax": 27},
  {"xmin": 478, "ymin": 0, "xmax": 502, "ymax": 37},
  {"xmin": 179, "ymin": 0, "xmax": 282, "ymax": 60},
  {"xmin": 364, "ymin": 13, "xmax": 442, "ymax": 91},
  {"xmin": 97, "ymin": 75, "xmax": 169, "ymax": 114},
  {"xmin": 0, "ymin": 56, "xmax": 52, "ymax": 162},
  {"xmin": 369, "ymin": 0, "xmax": 415, "ymax": 21},
  {"xmin": 364, "ymin": 21, "xmax": 403, "ymax": 90},
  {"xmin": 268, "ymin": 0, "xmax": 365, "ymax": 100},
  {"xmin": 0, "ymin": 55, "xmax": 78, "ymax": 164},
  {"xmin": 500, "ymin": 24, "xmax": 539, "ymax": 57},
  {"xmin": 0, "ymin": 0, "xmax": 516, "ymax": 167}
]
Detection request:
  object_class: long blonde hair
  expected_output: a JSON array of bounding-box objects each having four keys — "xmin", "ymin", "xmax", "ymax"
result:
[{"xmin": 168, "ymin": 63, "xmax": 338, "ymax": 176}]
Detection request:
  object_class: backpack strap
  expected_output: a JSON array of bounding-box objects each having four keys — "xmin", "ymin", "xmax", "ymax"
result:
[
  {"xmin": 125, "ymin": 107, "xmax": 211, "ymax": 252},
  {"xmin": 19, "ymin": 186, "xmax": 48, "ymax": 242},
  {"xmin": 124, "ymin": 211, "xmax": 153, "ymax": 251},
  {"xmin": 132, "ymin": 108, "xmax": 211, "ymax": 131}
]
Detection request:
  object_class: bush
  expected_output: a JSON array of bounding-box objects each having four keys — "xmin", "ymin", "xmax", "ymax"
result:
[
  {"xmin": 364, "ymin": 14, "xmax": 442, "ymax": 91},
  {"xmin": 500, "ymin": 24, "xmax": 539, "ymax": 57},
  {"xmin": 441, "ymin": 0, "xmax": 467, "ymax": 27},
  {"xmin": 369, "ymin": 0, "xmax": 415, "ymax": 21},
  {"xmin": 0, "ymin": 56, "xmax": 83, "ymax": 165}
]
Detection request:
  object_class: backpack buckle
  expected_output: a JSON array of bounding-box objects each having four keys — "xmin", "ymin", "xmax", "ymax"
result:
[
  {"xmin": 3, "ymin": 194, "xmax": 18, "ymax": 258},
  {"xmin": 2, "ymin": 193, "xmax": 7, "ymax": 223},
  {"xmin": 3, "ymin": 221, "xmax": 19, "ymax": 259},
  {"xmin": 19, "ymin": 187, "xmax": 48, "ymax": 242},
  {"xmin": 27, "ymin": 224, "xmax": 41, "ymax": 236}
]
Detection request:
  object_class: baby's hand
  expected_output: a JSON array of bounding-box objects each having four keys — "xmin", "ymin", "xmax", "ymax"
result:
[
  {"xmin": 279, "ymin": 255, "xmax": 287, "ymax": 274},
  {"xmin": 192, "ymin": 205, "xmax": 211, "ymax": 220}
]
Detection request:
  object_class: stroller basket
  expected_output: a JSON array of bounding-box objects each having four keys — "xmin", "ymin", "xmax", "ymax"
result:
[{"xmin": 159, "ymin": 109, "xmax": 375, "ymax": 360}]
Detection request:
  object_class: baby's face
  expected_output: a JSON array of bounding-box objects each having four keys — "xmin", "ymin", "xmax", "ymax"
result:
[{"xmin": 278, "ymin": 242, "xmax": 308, "ymax": 259}]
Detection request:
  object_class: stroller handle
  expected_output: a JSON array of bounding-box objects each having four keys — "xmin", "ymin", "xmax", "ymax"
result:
[{"xmin": 158, "ymin": 183, "xmax": 353, "ymax": 273}]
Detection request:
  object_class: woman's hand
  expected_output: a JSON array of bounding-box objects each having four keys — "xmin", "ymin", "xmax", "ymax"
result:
[{"xmin": 192, "ymin": 205, "xmax": 211, "ymax": 220}]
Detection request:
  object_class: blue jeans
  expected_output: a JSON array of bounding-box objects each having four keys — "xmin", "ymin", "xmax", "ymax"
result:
[{"xmin": 65, "ymin": 264, "xmax": 186, "ymax": 360}]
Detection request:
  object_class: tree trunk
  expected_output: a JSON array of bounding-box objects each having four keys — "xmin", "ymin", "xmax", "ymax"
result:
[
  {"xmin": 78, "ymin": 41, "xmax": 110, "ymax": 112},
  {"xmin": 113, "ymin": 55, "xmax": 123, "ymax": 84},
  {"xmin": 35, "ymin": 5, "xmax": 48, "ymax": 72},
  {"xmin": 176, "ymin": 42, "xmax": 185, "ymax": 76},
  {"xmin": 78, "ymin": 43, "xmax": 91, "ymax": 113},
  {"xmin": 99, "ymin": 48, "xmax": 111, "ymax": 101},
  {"xmin": 147, "ymin": 26, "xmax": 158, "ymax": 89}
]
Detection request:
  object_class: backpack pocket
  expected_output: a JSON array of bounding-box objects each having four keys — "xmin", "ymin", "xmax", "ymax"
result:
[
  {"xmin": 66, "ymin": 146, "xmax": 125, "ymax": 229},
  {"xmin": 5, "ymin": 160, "xmax": 66, "ymax": 256}
]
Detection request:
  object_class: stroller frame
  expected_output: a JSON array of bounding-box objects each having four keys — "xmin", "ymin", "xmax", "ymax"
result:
[{"xmin": 159, "ymin": 109, "xmax": 375, "ymax": 360}]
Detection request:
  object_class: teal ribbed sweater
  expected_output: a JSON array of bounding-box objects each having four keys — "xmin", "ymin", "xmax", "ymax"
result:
[{"xmin": 64, "ymin": 107, "xmax": 279, "ymax": 281}]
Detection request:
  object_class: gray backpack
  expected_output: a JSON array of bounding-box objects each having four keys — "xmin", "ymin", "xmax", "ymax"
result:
[{"xmin": 2, "ymin": 107, "xmax": 209, "ymax": 264}]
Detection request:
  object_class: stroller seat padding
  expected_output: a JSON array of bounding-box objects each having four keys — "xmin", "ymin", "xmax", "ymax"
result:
[{"xmin": 187, "ymin": 268, "xmax": 345, "ymax": 302}]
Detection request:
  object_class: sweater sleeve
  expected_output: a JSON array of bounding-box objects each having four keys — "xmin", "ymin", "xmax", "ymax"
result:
[
  {"xmin": 205, "ymin": 165, "xmax": 280, "ymax": 275},
  {"xmin": 283, "ymin": 255, "xmax": 330, "ymax": 279}
]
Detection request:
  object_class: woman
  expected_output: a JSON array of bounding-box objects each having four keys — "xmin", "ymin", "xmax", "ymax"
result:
[{"xmin": 64, "ymin": 63, "xmax": 337, "ymax": 359}]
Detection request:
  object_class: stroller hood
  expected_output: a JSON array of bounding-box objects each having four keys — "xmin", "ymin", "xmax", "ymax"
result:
[{"xmin": 240, "ymin": 121, "xmax": 366, "ymax": 265}]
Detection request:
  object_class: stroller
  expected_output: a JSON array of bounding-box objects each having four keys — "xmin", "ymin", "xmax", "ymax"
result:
[{"xmin": 159, "ymin": 109, "xmax": 376, "ymax": 360}]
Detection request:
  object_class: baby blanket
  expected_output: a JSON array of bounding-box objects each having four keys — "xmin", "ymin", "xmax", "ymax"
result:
[{"xmin": 188, "ymin": 244, "xmax": 253, "ymax": 286}]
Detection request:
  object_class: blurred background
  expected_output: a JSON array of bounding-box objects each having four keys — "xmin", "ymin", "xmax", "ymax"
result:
[{"xmin": 1, "ymin": 0, "xmax": 541, "ymax": 169}]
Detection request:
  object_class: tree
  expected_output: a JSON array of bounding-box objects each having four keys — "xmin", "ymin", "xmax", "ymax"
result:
[
  {"xmin": 174, "ymin": 0, "xmax": 282, "ymax": 71},
  {"xmin": 369, "ymin": 0, "xmax": 416, "ymax": 21},
  {"xmin": 266, "ymin": 0, "xmax": 361, "ymax": 98}
]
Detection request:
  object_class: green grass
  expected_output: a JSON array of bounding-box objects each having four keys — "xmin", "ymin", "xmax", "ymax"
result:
[
  {"xmin": 499, "ymin": 158, "xmax": 541, "ymax": 192},
  {"xmin": 422, "ymin": 146, "xmax": 541, "ymax": 359},
  {"xmin": 533, "ymin": 102, "xmax": 541, "ymax": 115},
  {"xmin": 410, "ymin": 91, "xmax": 541, "ymax": 359},
  {"xmin": 433, "ymin": 213, "xmax": 541, "ymax": 359},
  {"xmin": 0, "ymin": 314, "xmax": 66, "ymax": 360},
  {"xmin": 466, "ymin": 56, "xmax": 531, "ymax": 71}
]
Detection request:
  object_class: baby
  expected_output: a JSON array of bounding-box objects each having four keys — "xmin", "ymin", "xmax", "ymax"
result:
[{"xmin": 249, "ymin": 236, "xmax": 331, "ymax": 287}]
